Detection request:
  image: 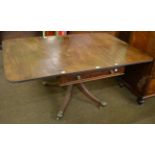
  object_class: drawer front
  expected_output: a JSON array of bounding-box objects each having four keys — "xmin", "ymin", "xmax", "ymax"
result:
[
  {"xmin": 145, "ymin": 78, "xmax": 155, "ymax": 95},
  {"xmin": 59, "ymin": 67, "xmax": 125, "ymax": 86}
]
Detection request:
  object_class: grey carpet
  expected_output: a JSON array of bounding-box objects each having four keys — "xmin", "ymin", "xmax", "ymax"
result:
[{"xmin": 0, "ymin": 50, "xmax": 155, "ymax": 124}]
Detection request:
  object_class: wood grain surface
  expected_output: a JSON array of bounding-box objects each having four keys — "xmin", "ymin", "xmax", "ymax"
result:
[{"xmin": 3, "ymin": 33, "xmax": 153, "ymax": 82}]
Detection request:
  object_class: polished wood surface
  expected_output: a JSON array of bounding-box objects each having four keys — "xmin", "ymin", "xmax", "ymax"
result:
[
  {"xmin": 0, "ymin": 31, "xmax": 42, "ymax": 50},
  {"xmin": 0, "ymin": 31, "xmax": 42, "ymax": 44},
  {"xmin": 3, "ymin": 33, "xmax": 153, "ymax": 82},
  {"xmin": 68, "ymin": 31, "xmax": 118, "ymax": 36},
  {"xmin": 1, "ymin": 31, "xmax": 42, "ymax": 40}
]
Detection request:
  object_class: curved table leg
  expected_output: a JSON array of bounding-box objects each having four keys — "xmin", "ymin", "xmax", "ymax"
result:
[
  {"xmin": 76, "ymin": 83, "xmax": 107, "ymax": 108},
  {"xmin": 56, "ymin": 85, "xmax": 73, "ymax": 120}
]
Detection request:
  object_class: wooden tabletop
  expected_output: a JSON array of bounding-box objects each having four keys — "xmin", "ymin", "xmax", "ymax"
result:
[{"xmin": 3, "ymin": 33, "xmax": 153, "ymax": 82}]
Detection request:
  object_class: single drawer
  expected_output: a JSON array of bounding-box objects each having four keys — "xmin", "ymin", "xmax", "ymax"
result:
[{"xmin": 59, "ymin": 67, "xmax": 125, "ymax": 86}]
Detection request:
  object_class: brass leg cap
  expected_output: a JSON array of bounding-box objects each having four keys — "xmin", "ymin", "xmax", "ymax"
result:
[
  {"xmin": 101, "ymin": 102, "xmax": 108, "ymax": 107},
  {"xmin": 56, "ymin": 111, "xmax": 64, "ymax": 120}
]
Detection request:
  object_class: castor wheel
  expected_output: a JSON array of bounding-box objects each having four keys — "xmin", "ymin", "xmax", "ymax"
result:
[
  {"xmin": 56, "ymin": 111, "xmax": 64, "ymax": 120},
  {"xmin": 137, "ymin": 97, "xmax": 145, "ymax": 105}
]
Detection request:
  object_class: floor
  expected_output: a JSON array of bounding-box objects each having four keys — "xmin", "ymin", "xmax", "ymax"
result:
[{"xmin": 0, "ymin": 50, "xmax": 155, "ymax": 124}]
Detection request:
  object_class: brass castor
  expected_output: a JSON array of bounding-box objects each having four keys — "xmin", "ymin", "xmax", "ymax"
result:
[
  {"xmin": 137, "ymin": 97, "xmax": 145, "ymax": 105},
  {"xmin": 56, "ymin": 111, "xmax": 64, "ymax": 120}
]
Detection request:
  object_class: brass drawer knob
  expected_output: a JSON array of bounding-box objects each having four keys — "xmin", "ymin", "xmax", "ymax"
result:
[
  {"xmin": 114, "ymin": 68, "xmax": 118, "ymax": 72},
  {"xmin": 110, "ymin": 68, "xmax": 118, "ymax": 74}
]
